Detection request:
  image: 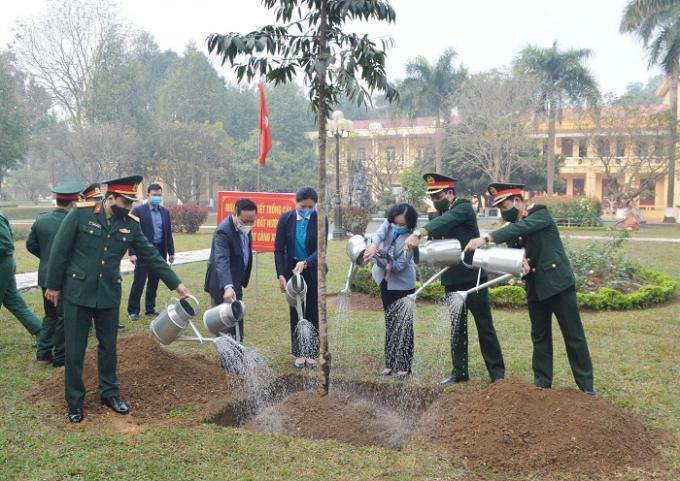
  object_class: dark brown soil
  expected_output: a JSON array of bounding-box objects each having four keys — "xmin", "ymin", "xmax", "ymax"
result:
[
  {"xmin": 27, "ymin": 333, "xmax": 237, "ymax": 421},
  {"xmin": 244, "ymin": 390, "xmax": 418, "ymax": 450},
  {"xmin": 328, "ymin": 292, "xmax": 384, "ymax": 311},
  {"xmin": 414, "ymin": 377, "xmax": 666, "ymax": 474}
]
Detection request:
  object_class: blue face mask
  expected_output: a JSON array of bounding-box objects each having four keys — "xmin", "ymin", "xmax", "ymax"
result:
[
  {"xmin": 391, "ymin": 223, "xmax": 409, "ymax": 235},
  {"xmin": 297, "ymin": 207, "xmax": 314, "ymax": 219},
  {"xmin": 150, "ymin": 195, "xmax": 162, "ymax": 206}
]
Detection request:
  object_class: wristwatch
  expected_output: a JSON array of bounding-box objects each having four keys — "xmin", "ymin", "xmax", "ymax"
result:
[
  {"xmin": 482, "ymin": 234, "xmax": 491, "ymax": 244},
  {"xmin": 413, "ymin": 228, "xmax": 424, "ymax": 238}
]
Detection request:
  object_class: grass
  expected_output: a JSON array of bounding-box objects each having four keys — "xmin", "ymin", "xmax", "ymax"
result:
[{"xmin": 1, "ymin": 236, "xmax": 679, "ymax": 480}]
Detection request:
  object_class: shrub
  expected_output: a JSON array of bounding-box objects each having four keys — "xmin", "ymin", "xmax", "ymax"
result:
[
  {"xmin": 350, "ymin": 266, "xmax": 380, "ymax": 297},
  {"xmin": 374, "ymin": 191, "xmax": 396, "ymax": 216},
  {"xmin": 536, "ymin": 196, "xmax": 602, "ymax": 226},
  {"xmin": 342, "ymin": 205, "xmax": 372, "ymax": 235},
  {"xmin": 167, "ymin": 204, "xmax": 209, "ymax": 234}
]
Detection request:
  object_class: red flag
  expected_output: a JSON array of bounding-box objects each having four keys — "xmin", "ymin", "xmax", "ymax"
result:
[{"xmin": 258, "ymin": 83, "xmax": 272, "ymax": 166}]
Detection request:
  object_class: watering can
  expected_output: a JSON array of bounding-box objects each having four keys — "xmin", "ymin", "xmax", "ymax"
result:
[
  {"xmin": 415, "ymin": 239, "xmax": 462, "ymax": 267},
  {"xmin": 203, "ymin": 300, "xmax": 246, "ymax": 337},
  {"xmin": 461, "ymin": 246, "xmax": 525, "ymax": 276},
  {"xmin": 150, "ymin": 295, "xmax": 207, "ymax": 345},
  {"xmin": 285, "ymin": 273, "xmax": 307, "ymax": 319},
  {"xmin": 340, "ymin": 235, "xmax": 368, "ymax": 296}
]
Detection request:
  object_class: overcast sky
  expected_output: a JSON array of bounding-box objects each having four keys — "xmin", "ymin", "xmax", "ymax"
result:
[{"xmin": 0, "ymin": 0, "xmax": 662, "ymax": 96}]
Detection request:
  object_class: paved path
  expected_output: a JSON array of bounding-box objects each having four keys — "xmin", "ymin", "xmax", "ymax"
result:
[
  {"xmin": 16, "ymin": 249, "xmax": 211, "ymax": 292},
  {"xmin": 560, "ymin": 234, "xmax": 680, "ymax": 243}
]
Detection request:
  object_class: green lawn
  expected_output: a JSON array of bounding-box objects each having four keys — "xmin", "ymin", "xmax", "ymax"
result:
[{"xmin": 1, "ymin": 239, "xmax": 679, "ymax": 480}]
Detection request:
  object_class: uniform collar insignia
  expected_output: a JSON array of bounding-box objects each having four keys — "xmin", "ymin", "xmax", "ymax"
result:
[
  {"xmin": 119, "ymin": 228, "xmax": 131, "ymax": 234},
  {"xmin": 94, "ymin": 205, "xmax": 102, "ymax": 214},
  {"xmin": 88, "ymin": 220, "xmax": 102, "ymax": 229}
]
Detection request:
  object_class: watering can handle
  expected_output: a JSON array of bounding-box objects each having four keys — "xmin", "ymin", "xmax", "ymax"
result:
[
  {"xmin": 166, "ymin": 295, "xmax": 200, "ymax": 311},
  {"xmin": 460, "ymin": 251, "xmax": 474, "ymax": 269}
]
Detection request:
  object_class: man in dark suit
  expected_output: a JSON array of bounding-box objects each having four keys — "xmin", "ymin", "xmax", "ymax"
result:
[
  {"xmin": 274, "ymin": 187, "xmax": 327, "ymax": 368},
  {"xmin": 126, "ymin": 183, "xmax": 175, "ymax": 321},
  {"xmin": 204, "ymin": 198, "xmax": 256, "ymax": 342}
]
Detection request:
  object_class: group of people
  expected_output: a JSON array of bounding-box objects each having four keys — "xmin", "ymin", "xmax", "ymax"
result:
[
  {"xmin": 0, "ymin": 172, "xmax": 595, "ymax": 424},
  {"xmin": 365, "ymin": 173, "xmax": 594, "ymax": 395}
]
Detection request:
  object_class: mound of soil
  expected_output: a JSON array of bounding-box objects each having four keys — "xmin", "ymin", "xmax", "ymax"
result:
[
  {"xmin": 415, "ymin": 377, "xmax": 665, "ymax": 474},
  {"xmin": 244, "ymin": 390, "xmax": 416, "ymax": 449},
  {"xmin": 27, "ymin": 333, "xmax": 236, "ymax": 420}
]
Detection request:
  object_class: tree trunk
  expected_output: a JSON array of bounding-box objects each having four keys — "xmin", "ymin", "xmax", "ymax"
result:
[
  {"xmin": 547, "ymin": 103, "xmax": 557, "ymax": 196},
  {"xmin": 434, "ymin": 116, "xmax": 442, "ymax": 173},
  {"xmin": 664, "ymin": 68, "xmax": 678, "ymax": 222},
  {"xmin": 317, "ymin": 0, "xmax": 331, "ymax": 397}
]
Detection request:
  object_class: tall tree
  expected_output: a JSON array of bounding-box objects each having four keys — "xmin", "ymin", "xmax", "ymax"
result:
[
  {"xmin": 0, "ymin": 53, "xmax": 29, "ymax": 197},
  {"xmin": 11, "ymin": 0, "xmax": 127, "ymax": 126},
  {"xmin": 513, "ymin": 41, "xmax": 600, "ymax": 196},
  {"xmin": 398, "ymin": 48, "xmax": 467, "ymax": 173},
  {"xmin": 621, "ymin": 0, "xmax": 680, "ymax": 222},
  {"xmin": 207, "ymin": 0, "xmax": 398, "ymax": 396}
]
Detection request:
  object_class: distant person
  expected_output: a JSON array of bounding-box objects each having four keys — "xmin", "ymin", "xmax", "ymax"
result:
[
  {"xmin": 0, "ymin": 210, "xmax": 43, "ymax": 347},
  {"xmin": 405, "ymin": 173, "xmax": 505, "ymax": 385},
  {"xmin": 26, "ymin": 181, "xmax": 83, "ymax": 366},
  {"xmin": 126, "ymin": 183, "xmax": 175, "ymax": 321},
  {"xmin": 364, "ymin": 203, "xmax": 418, "ymax": 378},
  {"xmin": 81, "ymin": 182, "xmax": 104, "ymax": 201},
  {"xmin": 274, "ymin": 187, "xmax": 327, "ymax": 369},
  {"xmin": 466, "ymin": 182, "xmax": 594, "ymax": 395},
  {"xmin": 204, "ymin": 198, "xmax": 256, "ymax": 342}
]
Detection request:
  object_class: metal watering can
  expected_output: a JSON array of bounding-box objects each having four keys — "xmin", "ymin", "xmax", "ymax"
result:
[
  {"xmin": 340, "ymin": 235, "xmax": 368, "ymax": 296},
  {"xmin": 460, "ymin": 246, "xmax": 525, "ymax": 276},
  {"xmin": 150, "ymin": 295, "xmax": 209, "ymax": 345},
  {"xmin": 285, "ymin": 273, "xmax": 307, "ymax": 320},
  {"xmin": 415, "ymin": 239, "xmax": 462, "ymax": 267},
  {"xmin": 203, "ymin": 300, "xmax": 246, "ymax": 338}
]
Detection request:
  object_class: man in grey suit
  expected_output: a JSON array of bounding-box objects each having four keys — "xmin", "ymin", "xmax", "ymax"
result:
[{"xmin": 204, "ymin": 199, "xmax": 257, "ymax": 342}]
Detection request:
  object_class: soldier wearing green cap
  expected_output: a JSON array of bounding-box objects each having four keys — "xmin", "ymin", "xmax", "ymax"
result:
[
  {"xmin": 45, "ymin": 176, "xmax": 192, "ymax": 423},
  {"xmin": 405, "ymin": 173, "xmax": 505, "ymax": 385},
  {"xmin": 27, "ymin": 180, "xmax": 83, "ymax": 366},
  {"xmin": 0, "ymin": 211, "xmax": 43, "ymax": 344},
  {"xmin": 466, "ymin": 182, "xmax": 594, "ymax": 395},
  {"xmin": 81, "ymin": 182, "xmax": 104, "ymax": 201}
]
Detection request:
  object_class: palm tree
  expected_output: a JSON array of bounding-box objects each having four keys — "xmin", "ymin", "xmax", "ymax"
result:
[
  {"xmin": 399, "ymin": 48, "xmax": 467, "ymax": 173},
  {"xmin": 621, "ymin": 0, "xmax": 680, "ymax": 222},
  {"xmin": 513, "ymin": 42, "xmax": 600, "ymax": 196}
]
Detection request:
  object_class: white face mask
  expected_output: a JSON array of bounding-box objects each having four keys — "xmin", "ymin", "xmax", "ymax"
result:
[{"xmin": 237, "ymin": 225, "xmax": 253, "ymax": 235}]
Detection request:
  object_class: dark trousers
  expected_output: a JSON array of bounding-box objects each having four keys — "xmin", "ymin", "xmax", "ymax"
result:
[
  {"xmin": 127, "ymin": 244, "xmax": 164, "ymax": 316},
  {"xmin": 36, "ymin": 287, "xmax": 65, "ymax": 363},
  {"xmin": 210, "ymin": 291, "xmax": 245, "ymax": 343},
  {"xmin": 445, "ymin": 282, "xmax": 505, "ymax": 381},
  {"xmin": 63, "ymin": 300, "xmax": 119, "ymax": 409},
  {"xmin": 286, "ymin": 267, "xmax": 319, "ymax": 358},
  {"xmin": 0, "ymin": 255, "xmax": 42, "ymax": 335},
  {"xmin": 528, "ymin": 286, "xmax": 594, "ymax": 391},
  {"xmin": 380, "ymin": 281, "xmax": 415, "ymax": 373}
]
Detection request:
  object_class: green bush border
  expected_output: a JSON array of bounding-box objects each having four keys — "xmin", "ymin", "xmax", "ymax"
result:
[{"xmin": 351, "ymin": 267, "xmax": 678, "ymax": 311}]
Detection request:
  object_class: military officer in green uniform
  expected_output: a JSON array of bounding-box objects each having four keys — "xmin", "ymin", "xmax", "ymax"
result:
[
  {"xmin": 27, "ymin": 181, "xmax": 83, "ymax": 366},
  {"xmin": 45, "ymin": 176, "xmax": 191, "ymax": 423},
  {"xmin": 405, "ymin": 174, "xmax": 505, "ymax": 385},
  {"xmin": 81, "ymin": 182, "xmax": 104, "ymax": 201},
  {"xmin": 466, "ymin": 183, "xmax": 594, "ymax": 395},
  {"xmin": 0, "ymin": 211, "xmax": 43, "ymax": 343}
]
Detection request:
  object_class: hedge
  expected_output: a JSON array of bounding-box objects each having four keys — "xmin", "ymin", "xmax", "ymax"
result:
[{"xmin": 350, "ymin": 266, "xmax": 677, "ymax": 311}]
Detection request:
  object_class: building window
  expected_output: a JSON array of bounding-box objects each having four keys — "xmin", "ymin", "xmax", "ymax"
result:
[
  {"xmin": 562, "ymin": 138, "xmax": 573, "ymax": 157},
  {"xmin": 541, "ymin": 139, "xmax": 549, "ymax": 156},
  {"xmin": 596, "ymin": 137, "xmax": 610, "ymax": 157},
  {"xmin": 639, "ymin": 178, "xmax": 656, "ymax": 206},
  {"xmin": 602, "ymin": 178, "xmax": 618, "ymax": 200},
  {"xmin": 357, "ymin": 149, "xmax": 366, "ymax": 161},
  {"xmin": 654, "ymin": 137, "xmax": 666, "ymax": 157},
  {"xmin": 615, "ymin": 137, "xmax": 626, "ymax": 157},
  {"xmin": 578, "ymin": 139, "xmax": 588, "ymax": 157},
  {"xmin": 385, "ymin": 147, "xmax": 396, "ymax": 161},
  {"xmin": 573, "ymin": 178, "xmax": 585, "ymax": 196},
  {"xmin": 416, "ymin": 147, "xmax": 425, "ymax": 161},
  {"xmin": 634, "ymin": 138, "xmax": 649, "ymax": 157}
]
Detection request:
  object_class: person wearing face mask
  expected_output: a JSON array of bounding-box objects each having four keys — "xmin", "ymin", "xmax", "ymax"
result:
[
  {"xmin": 274, "ymin": 187, "xmax": 328, "ymax": 369},
  {"xmin": 364, "ymin": 203, "xmax": 418, "ymax": 378},
  {"xmin": 204, "ymin": 198, "xmax": 257, "ymax": 343},
  {"xmin": 44, "ymin": 176, "xmax": 192, "ymax": 423},
  {"xmin": 404, "ymin": 173, "xmax": 505, "ymax": 385},
  {"xmin": 466, "ymin": 183, "xmax": 594, "ymax": 395},
  {"xmin": 126, "ymin": 183, "xmax": 176, "ymax": 322}
]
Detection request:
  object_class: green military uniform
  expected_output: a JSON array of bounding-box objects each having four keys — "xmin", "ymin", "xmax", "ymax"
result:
[
  {"xmin": 81, "ymin": 182, "xmax": 104, "ymax": 201},
  {"xmin": 419, "ymin": 174, "xmax": 505, "ymax": 382},
  {"xmin": 487, "ymin": 182, "xmax": 594, "ymax": 392},
  {"xmin": 27, "ymin": 181, "xmax": 83, "ymax": 364},
  {"xmin": 45, "ymin": 176, "xmax": 182, "ymax": 412},
  {"xmin": 0, "ymin": 211, "xmax": 43, "ymax": 338}
]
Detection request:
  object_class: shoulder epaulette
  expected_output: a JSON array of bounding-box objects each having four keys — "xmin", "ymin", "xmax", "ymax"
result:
[
  {"xmin": 76, "ymin": 201, "xmax": 95, "ymax": 208},
  {"xmin": 128, "ymin": 213, "xmax": 140, "ymax": 222}
]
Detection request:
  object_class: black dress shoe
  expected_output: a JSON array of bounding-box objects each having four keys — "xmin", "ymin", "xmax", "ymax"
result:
[
  {"xmin": 440, "ymin": 374, "xmax": 469, "ymax": 385},
  {"xmin": 37, "ymin": 352, "xmax": 53, "ymax": 362},
  {"xmin": 52, "ymin": 360, "xmax": 65, "ymax": 368},
  {"xmin": 144, "ymin": 311, "xmax": 160, "ymax": 316},
  {"xmin": 102, "ymin": 396, "xmax": 130, "ymax": 415},
  {"xmin": 68, "ymin": 407, "xmax": 84, "ymax": 423},
  {"xmin": 128, "ymin": 314, "xmax": 139, "ymax": 321},
  {"xmin": 117, "ymin": 323, "xmax": 125, "ymax": 329},
  {"xmin": 582, "ymin": 389, "xmax": 596, "ymax": 397}
]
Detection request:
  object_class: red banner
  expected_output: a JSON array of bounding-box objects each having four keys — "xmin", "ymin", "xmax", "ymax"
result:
[{"xmin": 217, "ymin": 191, "xmax": 297, "ymax": 252}]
